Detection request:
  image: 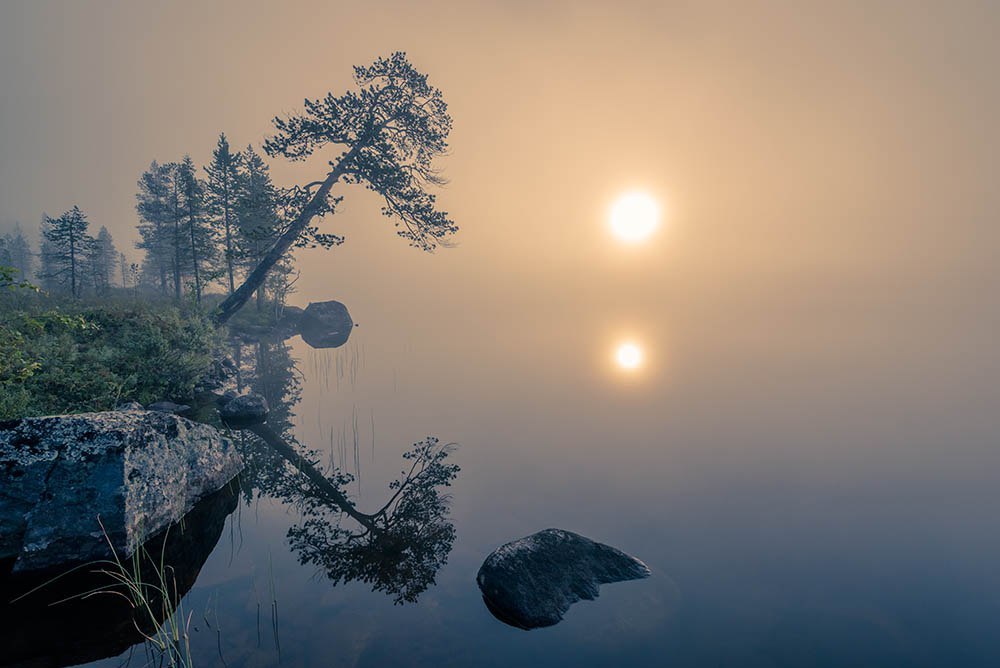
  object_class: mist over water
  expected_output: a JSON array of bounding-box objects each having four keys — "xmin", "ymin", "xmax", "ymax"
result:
[{"xmin": 2, "ymin": 1, "xmax": 999, "ymax": 665}]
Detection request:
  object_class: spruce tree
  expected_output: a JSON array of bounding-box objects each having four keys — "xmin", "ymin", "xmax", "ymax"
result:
[
  {"xmin": 235, "ymin": 145, "xmax": 281, "ymax": 311},
  {"xmin": 204, "ymin": 133, "xmax": 242, "ymax": 294},
  {"xmin": 136, "ymin": 161, "xmax": 174, "ymax": 295}
]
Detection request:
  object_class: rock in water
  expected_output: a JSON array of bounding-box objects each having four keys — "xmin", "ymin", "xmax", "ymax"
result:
[
  {"xmin": 219, "ymin": 393, "xmax": 269, "ymax": 429},
  {"xmin": 299, "ymin": 300, "xmax": 354, "ymax": 349},
  {"xmin": 476, "ymin": 528, "xmax": 651, "ymax": 629},
  {"xmin": 0, "ymin": 481, "xmax": 239, "ymax": 668},
  {"xmin": 0, "ymin": 410, "xmax": 243, "ymax": 573}
]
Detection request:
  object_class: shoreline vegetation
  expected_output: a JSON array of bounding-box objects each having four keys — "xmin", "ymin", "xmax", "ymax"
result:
[
  {"xmin": 0, "ymin": 290, "xmax": 219, "ymax": 420},
  {"xmin": 0, "ymin": 52, "xmax": 463, "ymax": 666},
  {"xmin": 0, "ymin": 51, "xmax": 457, "ymax": 420}
]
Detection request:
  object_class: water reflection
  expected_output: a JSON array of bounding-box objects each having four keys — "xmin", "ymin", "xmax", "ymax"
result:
[
  {"xmin": 229, "ymin": 334, "xmax": 460, "ymax": 604},
  {"xmin": 0, "ymin": 481, "xmax": 239, "ymax": 668}
]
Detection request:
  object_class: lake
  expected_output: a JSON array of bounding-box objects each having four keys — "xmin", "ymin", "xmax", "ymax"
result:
[{"xmin": 27, "ymin": 281, "xmax": 988, "ymax": 667}]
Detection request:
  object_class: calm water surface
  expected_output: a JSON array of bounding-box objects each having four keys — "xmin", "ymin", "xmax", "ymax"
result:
[{"xmin": 73, "ymin": 290, "xmax": 1000, "ymax": 668}]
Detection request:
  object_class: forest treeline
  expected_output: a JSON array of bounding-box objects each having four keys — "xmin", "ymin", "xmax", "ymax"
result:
[
  {"xmin": 0, "ymin": 133, "xmax": 323, "ymax": 313},
  {"xmin": 1, "ymin": 52, "xmax": 456, "ymax": 422}
]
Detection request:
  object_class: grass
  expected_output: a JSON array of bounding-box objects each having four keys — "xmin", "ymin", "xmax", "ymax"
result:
[
  {"xmin": 12, "ymin": 519, "xmax": 197, "ymax": 668},
  {"xmin": 0, "ymin": 294, "xmax": 219, "ymax": 419},
  {"xmin": 96, "ymin": 521, "xmax": 196, "ymax": 668}
]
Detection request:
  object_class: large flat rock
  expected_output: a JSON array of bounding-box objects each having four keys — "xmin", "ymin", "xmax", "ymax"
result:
[
  {"xmin": 477, "ymin": 528, "xmax": 651, "ymax": 629},
  {"xmin": 0, "ymin": 408, "xmax": 243, "ymax": 573}
]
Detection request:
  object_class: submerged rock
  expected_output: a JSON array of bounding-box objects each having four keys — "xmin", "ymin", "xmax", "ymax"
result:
[
  {"xmin": 476, "ymin": 528, "xmax": 651, "ymax": 629},
  {"xmin": 220, "ymin": 393, "xmax": 269, "ymax": 429},
  {"xmin": 299, "ymin": 300, "xmax": 354, "ymax": 348},
  {"xmin": 0, "ymin": 410, "xmax": 243, "ymax": 573}
]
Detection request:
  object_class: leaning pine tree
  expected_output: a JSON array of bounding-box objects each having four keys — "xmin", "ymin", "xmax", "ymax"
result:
[{"xmin": 213, "ymin": 52, "xmax": 456, "ymax": 324}]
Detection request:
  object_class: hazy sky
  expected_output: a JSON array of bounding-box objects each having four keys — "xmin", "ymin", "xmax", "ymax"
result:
[
  {"xmin": 4, "ymin": 8, "xmax": 1000, "ymax": 661},
  {"xmin": 1, "ymin": 0, "xmax": 998, "ymax": 377}
]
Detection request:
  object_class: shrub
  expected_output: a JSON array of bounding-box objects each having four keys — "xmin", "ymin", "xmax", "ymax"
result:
[{"xmin": 0, "ymin": 298, "xmax": 218, "ymax": 419}]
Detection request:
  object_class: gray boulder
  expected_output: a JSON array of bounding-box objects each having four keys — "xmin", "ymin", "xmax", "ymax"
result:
[
  {"xmin": 476, "ymin": 528, "xmax": 651, "ymax": 629},
  {"xmin": 0, "ymin": 410, "xmax": 243, "ymax": 573},
  {"xmin": 299, "ymin": 300, "xmax": 354, "ymax": 349},
  {"xmin": 220, "ymin": 393, "xmax": 269, "ymax": 429}
]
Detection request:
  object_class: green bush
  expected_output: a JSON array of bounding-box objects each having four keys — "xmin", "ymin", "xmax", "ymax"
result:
[{"xmin": 0, "ymin": 299, "xmax": 219, "ymax": 419}]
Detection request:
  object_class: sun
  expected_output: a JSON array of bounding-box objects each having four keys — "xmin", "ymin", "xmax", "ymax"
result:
[
  {"xmin": 609, "ymin": 192, "xmax": 660, "ymax": 243},
  {"xmin": 615, "ymin": 342, "xmax": 644, "ymax": 370}
]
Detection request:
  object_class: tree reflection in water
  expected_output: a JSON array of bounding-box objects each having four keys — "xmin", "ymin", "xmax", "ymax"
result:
[{"xmin": 230, "ymin": 337, "xmax": 459, "ymax": 604}]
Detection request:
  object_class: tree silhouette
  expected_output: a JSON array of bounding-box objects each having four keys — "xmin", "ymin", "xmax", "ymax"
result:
[
  {"xmin": 214, "ymin": 52, "xmax": 456, "ymax": 323},
  {"xmin": 253, "ymin": 426, "xmax": 459, "ymax": 604}
]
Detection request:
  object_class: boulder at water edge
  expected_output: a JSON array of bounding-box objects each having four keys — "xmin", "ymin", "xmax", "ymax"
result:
[{"xmin": 0, "ymin": 408, "xmax": 243, "ymax": 573}]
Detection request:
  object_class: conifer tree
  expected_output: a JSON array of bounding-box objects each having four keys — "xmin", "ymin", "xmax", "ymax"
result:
[
  {"xmin": 177, "ymin": 155, "xmax": 212, "ymax": 303},
  {"xmin": 235, "ymin": 145, "xmax": 282, "ymax": 310},
  {"xmin": 214, "ymin": 52, "xmax": 456, "ymax": 323},
  {"xmin": 40, "ymin": 206, "xmax": 93, "ymax": 298},
  {"xmin": 87, "ymin": 226, "xmax": 118, "ymax": 295},
  {"xmin": 136, "ymin": 161, "xmax": 174, "ymax": 295},
  {"xmin": 205, "ymin": 133, "xmax": 242, "ymax": 294},
  {"xmin": 0, "ymin": 236, "xmax": 11, "ymax": 269},
  {"xmin": 7, "ymin": 223, "xmax": 34, "ymax": 281}
]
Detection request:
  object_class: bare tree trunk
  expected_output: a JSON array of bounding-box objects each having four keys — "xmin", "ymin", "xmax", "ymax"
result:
[{"xmin": 214, "ymin": 148, "xmax": 357, "ymax": 325}]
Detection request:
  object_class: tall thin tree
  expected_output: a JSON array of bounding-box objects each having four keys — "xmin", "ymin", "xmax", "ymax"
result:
[
  {"xmin": 136, "ymin": 161, "xmax": 174, "ymax": 295},
  {"xmin": 177, "ymin": 155, "xmax": 211, "ymax": 303},
  {"xmin": 205, "ymin": 133, "xmax": 242, "ymax": 294}
]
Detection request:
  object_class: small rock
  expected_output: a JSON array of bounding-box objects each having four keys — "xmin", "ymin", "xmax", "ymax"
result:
[
  {"xmin": 299, "ymin": 300, "xmax": 353, "ymax": 349},
  {"xmin": 146, "ymin": 401, "xmax": 191, "ymax": 414},
  {"xmin": 219, "ymin": 393, "xmax": 269, "ymax": 429},
  {"xmin": 476, "ymin": 528, "xmax": 651, "ymax": 630},
  {"xmin": 115, "ymin": 401, "xmax": 144, "ymax": 412}
]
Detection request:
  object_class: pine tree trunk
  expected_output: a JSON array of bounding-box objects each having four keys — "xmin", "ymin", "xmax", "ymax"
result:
[
  {"xmin": 214, "ymin": 149, "xmax": 357, "ymax": 325},
  {"xmin": 69, "ymin": 227, "xmax": 77, "ymax": 299},
  {"xmin": 224, "ymin": 187, "xmax": 235, "ymax": 294},
  {"xmin": 189, "ymin": 214, "xmax": 202, "ymax": 304},
  {"xmin": 173, "ymin": 217, "xmax": 182, "ymax": 300}
]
